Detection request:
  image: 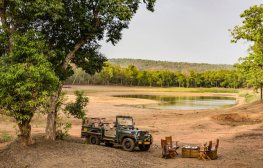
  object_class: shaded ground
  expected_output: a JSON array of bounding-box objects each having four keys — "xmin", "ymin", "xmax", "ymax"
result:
[
  {"xmin": 0, "ymin": 86, "xmax": 263, "ymax": 168},
  {"xmin": 0, "ymin": 135, "xmax": 166, "ymax": 168},
  {"xmin": 0, "ymin": 127, "xmax": 262, "ymax": 168}
]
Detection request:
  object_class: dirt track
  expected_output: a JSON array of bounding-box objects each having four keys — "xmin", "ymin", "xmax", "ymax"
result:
[{"xmin": 0, "ymin": 86, "xmax": 263, "ymax": 168}]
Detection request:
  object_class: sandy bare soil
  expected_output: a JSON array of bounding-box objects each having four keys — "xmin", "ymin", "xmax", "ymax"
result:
[{"xmin": 0, "ymin": 85, "xmax": 263, "ymax": 168}]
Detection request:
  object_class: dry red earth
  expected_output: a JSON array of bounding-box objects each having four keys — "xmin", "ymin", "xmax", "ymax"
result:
[{"xmin": 0, "ymin": 86, "xmax": 263, "ymax": 168}]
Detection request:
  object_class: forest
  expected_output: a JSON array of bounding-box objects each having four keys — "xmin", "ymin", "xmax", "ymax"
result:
[
  {"xmin": 109, "ymin": 58, "xmax": 234, "ymax": 72},
  {"xmin": 66, "ymin": 62, "xmax": 246, "ymax": 88}
]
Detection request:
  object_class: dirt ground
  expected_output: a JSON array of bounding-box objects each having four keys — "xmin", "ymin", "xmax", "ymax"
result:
[{"xmin": 0, "ymin": 85, "xmax": 263, "ymax": 168}]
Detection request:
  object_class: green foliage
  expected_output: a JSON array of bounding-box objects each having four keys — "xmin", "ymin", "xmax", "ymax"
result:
[
  {"xmin": 231, "ymin": 5, "xmax": 263, "ymax": 97},
  {"xmin": 0, "ymin": 30, "xmax": 59, "ymax": 144},
  {"xmin": 0, "ymin": 0, "xmax": 156, "ymax": 81},
  {"xmin": 56, "ymin": 90, "xmax": 88, "ymax": 139},
  {"xmin": 34, "ymin": 0, "xmax": 156, "ymax": 81},
  {"xmin": 231, "ymin": 5, "xmax": 263, "ymax": 43},
  {"xmin": 0, "ymin": 32, "xmax": 60, "ymax": 121},
  {"xmin": 65, "ymin": 91, "xmax": 88, "ymax": 120},
  {"xmin": 56, "ymin": 114, "xmax": 72, "ymax": 140},
  {"xmin": 0, "ymin": 132, "xmax": 13, "ymax": 143},
  {"xmin": 66, "ymin": 63, "xmax": 245, "ymax": 89},
  {"xmin": 0, "ymin": 0, "xmax": 63, "ymax": 56}
]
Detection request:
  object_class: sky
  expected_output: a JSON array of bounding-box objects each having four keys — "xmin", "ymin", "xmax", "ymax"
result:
[{"xmin": 100, "ymin": 0, "xmax": 262, "ymax": 65}]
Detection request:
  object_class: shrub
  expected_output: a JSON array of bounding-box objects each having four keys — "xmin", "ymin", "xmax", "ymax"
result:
[{"xmin": 0, "ymin": 132, "xmax": 13, "ymax": 143}]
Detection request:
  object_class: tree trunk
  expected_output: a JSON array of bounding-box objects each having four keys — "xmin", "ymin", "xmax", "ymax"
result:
[
  {"xmin": 45, "ymin": 84, "xmax": 63, "ymax": 140},
  {"xmin": 45, "ymin": 111, "xmax": 57, "ymax": 140},
  {"xmin": 45, "ymin": 39, "xmax": 87, "ymax": 140},
  {"xmin": 18, "ymin": 120, "xmax": 33, "ymax": 146}
]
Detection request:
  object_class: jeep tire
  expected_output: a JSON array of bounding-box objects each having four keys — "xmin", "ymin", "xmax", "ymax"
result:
[
  {"xmin": 122, "ymin": 138, "xmax": 135, "ymax": 152},
  {"xmin": 139, "ymin": 144, "xmax": 151, "ymax": 151},
  {"xmin": 89, "ymin": 135, "xmax": 100, "ymax": 145}
]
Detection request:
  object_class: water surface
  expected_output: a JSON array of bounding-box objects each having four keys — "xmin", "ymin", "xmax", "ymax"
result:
[{"xmin": 114, "ymin": 95, "xmax": 237, "ymax": 110}]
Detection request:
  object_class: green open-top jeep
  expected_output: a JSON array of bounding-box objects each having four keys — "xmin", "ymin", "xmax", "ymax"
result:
[{"xmin": 81, "ymin": 115, "xmax": 153, "ymax": 152}]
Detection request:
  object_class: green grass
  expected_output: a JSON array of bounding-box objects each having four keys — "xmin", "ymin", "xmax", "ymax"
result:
[
  {"xmin": 239, "ymin": 92, "xmax": 258, "ymax": 103},
  {"xmin": 148, "ymin": 87, "xmax": 239, "ymax": 93},
  {"xmin": 64, "ymin": 85, "xmax": 240, "ymax": 94},
  {"xmin": 0, "ymin": 132, "xmax": 13, "ymax": 143}
]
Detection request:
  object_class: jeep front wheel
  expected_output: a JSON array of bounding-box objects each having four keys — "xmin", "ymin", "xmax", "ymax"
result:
[
  {"xmin": 89, "ymin": 135, "xmax": 100, "ymax": 145},
  {"xmin": 139, "ymin": 144, "xmax": 151, "ymax": 151},
  {"xmin": 122, "ymin": 138, "xmax": 135, "ymax": 152}
]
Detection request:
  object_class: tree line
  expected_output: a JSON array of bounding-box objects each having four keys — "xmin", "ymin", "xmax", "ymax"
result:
[
  {"xmin": 109, "ymin": 58, "xmax": 234, "ymax": 72},
  {"xmin": 66, "ymin": 63, "xmax": 246, "ymax": 88}
]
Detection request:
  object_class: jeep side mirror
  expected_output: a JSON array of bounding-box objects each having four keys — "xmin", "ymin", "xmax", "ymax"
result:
[{"xmin": 113, "ymin": 122, "xmax": 117, "ymax": 127}]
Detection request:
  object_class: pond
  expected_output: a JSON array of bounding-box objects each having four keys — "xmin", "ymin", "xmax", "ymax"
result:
[{"xmin": 114, "ymin": 95, "xmax": 237, "ymax": 110}]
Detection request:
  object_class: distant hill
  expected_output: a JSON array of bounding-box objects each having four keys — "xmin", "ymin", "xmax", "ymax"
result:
[{"xmin": 108, "ymin": 58, "xmax": 234, "ymax": 72}]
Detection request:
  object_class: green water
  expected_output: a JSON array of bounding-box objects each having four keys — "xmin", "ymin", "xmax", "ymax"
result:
[{"xmin": 114, "ymin": 95, "xmax": 237, "ymax": 110}]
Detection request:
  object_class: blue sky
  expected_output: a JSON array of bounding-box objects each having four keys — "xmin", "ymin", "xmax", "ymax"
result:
[{"xmin": 100, "ymin": 0, "xmax": 262, "ymax": 64}]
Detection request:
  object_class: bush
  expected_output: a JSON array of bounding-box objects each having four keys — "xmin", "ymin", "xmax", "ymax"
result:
[
  {"xmin": 56, "ymin": 115, "xmax": 72, "ymax": 140},
  {"xmin": 65, "ymin": 91, "xmax": 88, "ymax": 120},
  {"xmin": 0, "ymin": 132, "xmax": 13, "ymax": 143}
]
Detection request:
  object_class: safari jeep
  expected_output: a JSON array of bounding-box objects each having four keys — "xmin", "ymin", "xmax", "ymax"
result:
[{"xmin": 81, "ymin": 115, "xmax": 153, "ymax": 152}]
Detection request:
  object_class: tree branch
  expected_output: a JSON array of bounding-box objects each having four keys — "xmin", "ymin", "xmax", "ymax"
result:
[
  {"xmin": 62, "ymin": 39, "xmax": 86, "ymax": 70},
  {"xmin": 62, "ymin": 2, "xmax": 101, "ymax": 70}
]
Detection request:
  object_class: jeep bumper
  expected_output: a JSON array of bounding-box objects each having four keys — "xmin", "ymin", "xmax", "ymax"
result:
[
  {"xmin": 137, "ymin": 141, "xmax": 151, "ymax": 145},
  {"xmin": 137, "ymin": 136, "xmax": 152, "ymax": 145}
]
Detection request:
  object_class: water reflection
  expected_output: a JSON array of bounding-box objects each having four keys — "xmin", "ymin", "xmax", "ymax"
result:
[{"xmin": 114, "ymin": 95, "xmax": 237, "ymax": 110}]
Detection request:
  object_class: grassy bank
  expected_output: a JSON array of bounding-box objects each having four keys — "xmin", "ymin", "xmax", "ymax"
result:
[
  {"xmin": 149, "ymin": 87, "xmax": 239, "ymax": 93},
  {"xmin": 64, "ymin": 85, "xmax": 240, "ymax": 94},
  {"xmin": 239, "ymin": 92, "xmax": 259, "ymax": 103}
]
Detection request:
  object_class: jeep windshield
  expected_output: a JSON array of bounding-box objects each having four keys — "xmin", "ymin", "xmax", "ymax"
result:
[{"xmin": 117, "ymin": 117, "xmax": 133, "ymax": 126}]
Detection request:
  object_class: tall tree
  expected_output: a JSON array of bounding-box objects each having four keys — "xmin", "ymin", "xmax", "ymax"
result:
[
  {"xmin": 37, "ymin": 0, "xmax": 156, "ymax": 140},
  {"xmin": 231, "ymin": 5, "xmax": 263, "ymax": 100},
  {"xmin": 0, "ymin": 31, "xmax": 59, "ymax": 145},
  {"xmin": 0, "ymin": 0, "xmax": 64, "ymax": 144}
]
